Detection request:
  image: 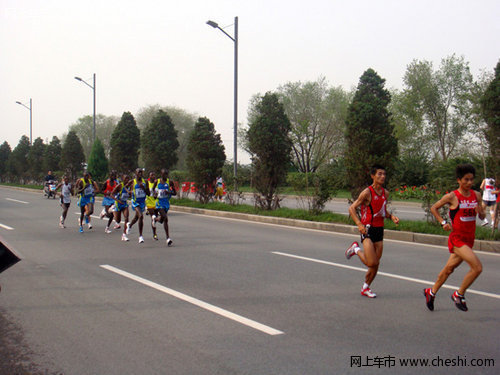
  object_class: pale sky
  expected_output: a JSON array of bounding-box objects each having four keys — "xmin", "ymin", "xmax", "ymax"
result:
[{"xmin": 1, "ymin": 0, "xmax": 499, "ymax": 164}]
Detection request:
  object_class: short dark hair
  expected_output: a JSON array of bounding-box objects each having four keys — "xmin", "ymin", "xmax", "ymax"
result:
[
  {"xmin": 456, "ymin": 164, "xmax": 475, "ymax": 179},
  {"xmin": 370, "ymin": 164, "xmax": 385, "ymax": 175}
]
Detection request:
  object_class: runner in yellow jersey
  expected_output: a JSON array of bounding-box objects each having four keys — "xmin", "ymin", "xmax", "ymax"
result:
[{"xmin": 146, "ymin": 171, "xmax": 159, "ymax": 240}]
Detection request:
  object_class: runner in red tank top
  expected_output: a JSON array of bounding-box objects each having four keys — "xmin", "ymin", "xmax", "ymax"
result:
[
  {"xmin": 423, "ymin": 164, "xmax": 486, "ymax": 312},
  {"xmin": 346, "ymin": 165, "xmax": 399, "ymax": 298}
]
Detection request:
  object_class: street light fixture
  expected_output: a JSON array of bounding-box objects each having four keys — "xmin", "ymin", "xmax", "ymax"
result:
[
  {"xmin": 15, "ymin": 98, "xmax": 32, "ymax": 145},
  {"xmin": 206, "ymin": 17, "xmax": 238, "ymax": 185},
  {"xmin": 74, "ymin": 73, "xmax": 96, "ymax": 144}
]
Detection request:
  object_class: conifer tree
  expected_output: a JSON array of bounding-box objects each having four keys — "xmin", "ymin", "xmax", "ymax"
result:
[{"xmin": 109, "ymin": 112, "xmax": 141, "ymax": 173}]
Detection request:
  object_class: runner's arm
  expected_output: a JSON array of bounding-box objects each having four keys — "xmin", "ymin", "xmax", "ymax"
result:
[
  {"xmin": 430, "ymin": 192, "xmax": 455, "ymax": 231},
  {"xmin": 348, "ymin": 188, "xmax": 370, "ymax": 234},
  {"xmin": 475, "ymin": 191, "xmax": 486, "ymax": 221},
  {"xmin": 384, "ymin": 189, "xmax": 400, "ymax": 225}
]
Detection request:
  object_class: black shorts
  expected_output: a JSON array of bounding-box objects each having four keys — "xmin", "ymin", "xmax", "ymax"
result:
[
  {"xmin": 484, "ymin": 200, "xmax": 496, "ymax": 207},
  {"xmin": 361, "ymin": 226, "xmax": 384, "ymax": 243}
]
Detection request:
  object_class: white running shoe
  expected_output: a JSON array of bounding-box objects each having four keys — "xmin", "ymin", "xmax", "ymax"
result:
[
  {"xmin": 139, "ymin": 236, "xmax": 145, "ymax": 244},
  {"xmin": 126, "ymin": 222, "xmax": 131, "ymax": 235},
  {"xmin": 105, "ymin": 226, "xmax": 112, "ymax": 234},
  {"xmin": 113, "ymin": 223, "xmax": 121, "ymax": 230},
  {"xmin": 361, "ymin": 287, "xmax": 377, "ymax": 298},
  {"xmin": 151, "ymin": 215, "xmax": 156, "ymax": 228},
  {"xmin": 99, "ymin": 209, "xmax": 106, "ymax": 219},
  {"xmin": 166, "ymin": 238, "xmax": 173, "ymax": 247},
  {"xmin": 345, "ymin": 241, "xmax": 359, "ymax": 260},
  {"xmin": 121, "ymin": 234, "xmax": 129, "ymax": 241},
  {"xmin": 88, "ymin": 223, "xmax": 92, "ymax": 230}
]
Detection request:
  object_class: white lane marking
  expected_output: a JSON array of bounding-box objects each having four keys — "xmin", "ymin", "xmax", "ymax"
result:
[
  {"xmin": 100, "ymin": 265, "xmax": 284, "ymax": 336},
  {"xmin": 0, "ymin": 222, "xmax": 14, "ymax": 230},
  {"xmin": 272, "ymin": 252, "xmax": 500, "ymax": 299},
  {"xmin": 176, "ymin": 211, "xmax": 500, "ymax": 257},
  {"xmin": 5, "ymin": 198, "xmax": 29, "ymax": 204}
]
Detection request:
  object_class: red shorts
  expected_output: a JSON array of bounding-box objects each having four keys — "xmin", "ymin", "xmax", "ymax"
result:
[{"xmin": 448, "ymin": 232, "xmax": 474, "ymax": 253}]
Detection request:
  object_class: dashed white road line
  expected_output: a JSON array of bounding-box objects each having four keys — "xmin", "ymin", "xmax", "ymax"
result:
[
  {"xmin": 273, "ymin": 251, "xmax": 500, "ymax": 299},
  {"xmin": 5, "ymin": 198, "xmax": 29, "ymax": 204},
  {"xmin": 100, "ymin": 264, "xmax": 284, "ymax": 336},
  {"xmin": 0, "ymin": 223, "xmax": 14, "ymax": 230}
]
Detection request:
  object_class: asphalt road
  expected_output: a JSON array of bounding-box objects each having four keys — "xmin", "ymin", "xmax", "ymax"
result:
[{"xmin": 0, "ymin": 187, "xmax": 499, "ymax": 375}]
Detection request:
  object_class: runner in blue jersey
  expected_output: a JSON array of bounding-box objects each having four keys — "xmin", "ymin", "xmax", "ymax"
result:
[
  {"xmin": 127, "ymin": 168, "xmax": 150, "ymax": 244},
  {"xmin": 112, "ymin": 174, "xmax": 131, "ymax": 242},
  {"xmin": 75, "ymin": 171, "xmax": 100, "ymax": 233},
  {"xmin": 100, "ymin": 170, "xmax": 119, "ymax": 233},
  {"xmin": 153, "ymin": 169, "xmax": 176, "ymax": 246}
]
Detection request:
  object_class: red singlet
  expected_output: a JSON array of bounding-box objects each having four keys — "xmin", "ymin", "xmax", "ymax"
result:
[
  {"xmin": 448, "ymin": 189, "xmax": 477, "ymax": 252},
  {"xmin": 104, "ymin": 179, "xmax": 118, "ymax": 196},
  {"xmin": 360, "ymin": 186, "xmax": 387, "ymax": 227}
]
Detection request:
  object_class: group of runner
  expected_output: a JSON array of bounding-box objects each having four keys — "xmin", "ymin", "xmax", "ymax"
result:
[{"xmin": 55, "ymin": 168, "xmax": 176, "ymax": 246}]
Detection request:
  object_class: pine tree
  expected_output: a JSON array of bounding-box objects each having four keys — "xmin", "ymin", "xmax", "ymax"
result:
[
  {"xmin": 8, "ymin": 135, "xmax": 31, "ymax": 182},
  {"xmin": 480, "ymin": 61, "xmax": 500, "ymax": 177},
  {"xmin": 87, "ymin": 137, "xmax": 109, "ymax": 182},
  {"xmin": 0, "ymin": 141, "xmax": 12, "ymax": 181},
  {"xmin": 109, "ymin": 112, "xmax": 141, "ymax": 173},
  {"xmin": 27, "ymin": 137, "xmax": 46, "ymax": 180},
  {"xmin": 186, "ymin": 117, "xmax": 226, "ymax": 203},
  {"xmin": 44, "ymin": 136, "xmax": 62, "ymax": 172},
  {"xmin": 344, "ymin": 69, "xmax": 398, "ymax": 198},
  {"xmin": 60, "ymin": 130, "xmax": 85, "ymax": 180},
  {"xmin": 247, "ymin": 92, "xmax": 292, "ymax": 210},
  {"xmin": 141, "ymin": 110, "xmax": 179, "ymax": 173}
]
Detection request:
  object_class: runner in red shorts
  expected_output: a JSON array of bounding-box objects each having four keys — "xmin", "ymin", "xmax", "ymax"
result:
[{"xmin": 423, "ymin": 164, "xmax": 486, "ymax": 312}]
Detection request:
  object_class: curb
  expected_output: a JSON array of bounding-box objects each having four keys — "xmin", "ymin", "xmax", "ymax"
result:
[{"xmin": 170, "ymin": 205, "xmax": 500, "ymax": 253}]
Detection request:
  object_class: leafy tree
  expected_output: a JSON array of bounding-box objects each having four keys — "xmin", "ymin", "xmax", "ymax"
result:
[
  {"xmin": 186, "ymin": 117, "xmax": 226, "ymax": 203},
  {"xmin": 247, "ymin": 92, "xmax": 292, "ymax": 210},
  {"xmin": 60, "ymin": 130, "xmax": 85, "ymax": 180},
  {"xmin": 44, "ymin": 136, "xmax": 62, "ymax": 173},
  {"xmin": 277, "ymin": 77, "xmax": 350, "ymax": 173},
  {"xmin": 0, "ymin": 141, "xmax": 12, "ymax": 181},
  {"xmin": 345, "ymin": 68, "xmax": 398, "ymax": 198},
  {"xmin": 8, "ymin": 136, "xmax": 31, "ymax": 182},
  {"xmin": 136, "ymin": 105, "xmax": 196, "ymax": 169},
  {"xmin": 109, "ymin": 112, "xmax": 141, "ymax": 173},
  {"xmin": 141, "ymin": 110, "xmax": 179, "ymax": 172},
  {"xmin": 480, "ymin": 61, "xmax": 500, "ymax": 178},
  {"xmin": 400, "ymin": 55, "xmax": 474, "ymax": 161},
  {"xmin": 87, "ymin": 137, "xmax": 108, "ymax": 182},
  {"xmin": 69, "ymin": 114, "xmax": 119, "ymax": 158},
  {"xmin": 27, "ymin": 137, "xmax": 46, "ymax": 180}
]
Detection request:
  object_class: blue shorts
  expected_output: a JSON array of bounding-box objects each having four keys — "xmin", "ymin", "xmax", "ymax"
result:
[
  {"xmin": 78, "ymin": 196, "xmax": 91, "ymax": 208},
  {"xmin": 132, "ymin": 200, "xmax": 146, "ymax": 212},
  {"xmin": 102, "ymin": 197, "xmax": 115, "ymax": 206},
  {"xmin": 156, "ymin": 202, "xmax": 170, "ymax": 212},
  {"xmin": 114, "ymin": 202, "xmax": 128, "ymax": 211}
]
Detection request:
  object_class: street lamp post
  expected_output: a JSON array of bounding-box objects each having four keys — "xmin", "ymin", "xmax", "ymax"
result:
[
  {"xmin": 206, "ymin": 17, "xmax": 238, "ymax": 185},
  {"xmin": 74, "ymin": 73, "xmax": 96, "ymax": 143},
  {"xmin": 15, "ymin": 98, "xmax": 32, "ymax": 145}
]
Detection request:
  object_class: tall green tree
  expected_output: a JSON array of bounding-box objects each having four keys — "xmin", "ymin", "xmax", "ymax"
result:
[
  {"xmin": 0, "ymin": 141, "xmax": 12, "ymax": 181},
  {"xmin": 186, "ymin": 117, "xmax": 226, "ymax": 203},
  {"xmin": 247, "ymin": 92, "xmax": 292, "ymax": 210},
  {"xmin": 277, "ymin": 77, "xmax": 350, "ymax": 173},
  {"xmin": 400, "ymin": 54, "xmax": 474, "ymax": 161},
  {"xmin": 480, "ymin": 61, "xmax": 500, "ymax": 178},
  {"xmin": 8, "ymin": 135, "xmax": 31, "ymax": 182},
  {"xmin": 141, "ymin": 110, "xmax": 179, "ymax": 172},
  {"xmin": 27, "ymin": 137, "xmax": 46, "ymax": 180},
  {"xmin": 60, "ymin": 130, "xmax": 85, "ymax": 180},
  {"xmin": 345, "ymin": 68, "xmax": 398, "ymax": 198},
  {"xmin": 69, "ymin": 114, "xmax": 119, "ymax": 158},
  {"xmin": 87, "ymin": 137, "xmax": 108, "ymax": 182},
  {"xmin": 109, "ymin": 112, "xmax": 141, "ymax": 173},
  {"xmin": 136, "ymin": 105, "xmax": 196, "ymax": 170},
  {"xmin": 44, "ymin": 136, "xmax": 62, "ymax": 172}
]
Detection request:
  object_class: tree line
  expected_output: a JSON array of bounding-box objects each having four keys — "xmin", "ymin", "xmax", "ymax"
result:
[{"xmin": 1, "ymin": 55, "xmax": 499, "ymax": 212}]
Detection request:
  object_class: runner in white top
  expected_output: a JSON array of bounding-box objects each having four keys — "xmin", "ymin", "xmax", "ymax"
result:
[
  {"xmin": 480, "ymin": 177, "xmax": 497, "ymax": 227},
  {"xmin": 55, "ymin": 176, "xmax": 74, "ymax": 228}
]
